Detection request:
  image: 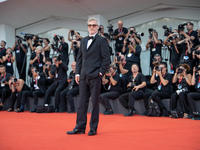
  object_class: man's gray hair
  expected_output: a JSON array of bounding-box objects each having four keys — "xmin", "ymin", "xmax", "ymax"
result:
[{"xmin": 87, "ymin": 17, "xmax": 98, "ymax": 25}]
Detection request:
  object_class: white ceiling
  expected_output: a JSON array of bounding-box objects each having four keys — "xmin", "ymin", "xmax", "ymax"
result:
[{"xmin": 0, "ymin": 0, "xmax": 200, "ymax": 29}]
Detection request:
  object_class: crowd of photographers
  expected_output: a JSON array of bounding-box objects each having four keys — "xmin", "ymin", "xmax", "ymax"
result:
[{"xmin": 0, "ymin": 20, "xmax": 200, "ymax": 119}]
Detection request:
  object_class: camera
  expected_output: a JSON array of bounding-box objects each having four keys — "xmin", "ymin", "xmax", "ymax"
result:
[
  {"xmin": 11, "ymin": 78, "xmax": 17, "ymax": 84},
  {"xmin": 135, "ymin": 32, "xmax": 144, "ymax": 37},
  {"xmin": 178, "ymin": 23, "xmax": 187, "ymax": 32},
  {"xmin": 155, "ymin": 66, "xmax": 161, "ymax": 71},
  {"xmin": 16, "ymin": 36, "xmax": 25, "ymax": 44},
  {"xmin": 195, "ymin": 67, "xmax": 200, "ymax": 72},
  {"xmin": 7, "ymin": 51, "xmax": 13, "ymax": 55},
  {"xmin": 169, "ymin": 33, "xmax": 179, "ymax": 41},
  {"xmin": 73, "ymin": 41, "xmax": 77, "ymax": 48},
  {"xmin": 162, "ymin": 25, "xmax": 172, "ymax": 37},
  {"xmin": 195, "ymin": 51, "xmax": 200, "ymax": 55},
  {"xmin": 1, "ymin": 78, "xmax": 7, "ymax": 83},
  {"xmin": 127, "ymin": 82, "xmax": 136, "ymax": 91},
  {"xmin": 177, "ymin": 68, "xmax": 184, "ymax": 74},
  {"xmin": 130, "ymin": 30, "xmax": 134, "ymax": 35},
  {"xmin": 21, "ymin": 32, "xmax": 34, "ymax": 40},
  {"xmin": 45, "ymin": 64, "xmax": 52, "ymax": 68},
  {"xmin": 148, "ymin": 28, "xmax": 156, "ymax": 38},
  {"xmin": 71, "ymin": 30, "xmax": 75, "ymax": 36},
  {"xmin": 116, "ymin": 53, "xmax": 122, "ymax": 62},
  {"xmin": 55, "ymin": 56, "xmax": 62, "ymax": 62},
  {"xmin": 107, "ymin": 24, "xmax": 114, "ymax": 35},
  {"xmin": 125, "ymin": 38, "xmax": 131, "ymax": 45}
]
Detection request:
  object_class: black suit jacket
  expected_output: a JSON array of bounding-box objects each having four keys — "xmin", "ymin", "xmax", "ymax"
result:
[{"xmin": 76, "ymin": 34, "xmax": 110, "ymax": 80}]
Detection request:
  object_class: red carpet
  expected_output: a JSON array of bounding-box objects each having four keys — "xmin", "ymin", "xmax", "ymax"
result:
[{"xmin": 0, "ymin": 111, "xmax": 200, "ymax": 150}]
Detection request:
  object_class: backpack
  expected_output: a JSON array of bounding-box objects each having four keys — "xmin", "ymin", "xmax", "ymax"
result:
[{"xmin": 147, "ymin": 96, "xmax": 161, "ymax": 117}]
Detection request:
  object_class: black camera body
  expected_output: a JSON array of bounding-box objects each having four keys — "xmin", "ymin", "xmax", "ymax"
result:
[
  {"xmin": 126, "ymin": 38, "xmax": 131, "ymax": 45},
  {"xmin": 178, "ymin": 23, "xmax": 187, "ymax": 31},
  {"xmin": 155, "ymin": 66, "xmax": 161, "ymax": 71},
  {"xmin": 11, "ymin": 78, "xmax": 17, "ymax": 84},
  {"xmin": 24, "ymin": 33, "xmax": 34, "ymax": 40},
  {"xmin": 163, "ymin": 25, "xmax": 172, "ymax": 37},
  {"xmin": 148, "ymin": 28, "xmax": 156, "ymax": 38},
  {"xmin": 177, "ymin": 68, "xmax": 184, "ymax": 74},
  {"xmin": 195, "ymin": 67, "xmax": 200, "ymax": 72},
  {"xmin": 195, "ymin": 51, "xmax": 200, "ymax": 55},
  {"xmin": 107, "ymin": 24, "xmax": 114, "ymax": 34},
  {"xmin": 71, "ymin": 30, "xmax": 75, "ymax": 36}
]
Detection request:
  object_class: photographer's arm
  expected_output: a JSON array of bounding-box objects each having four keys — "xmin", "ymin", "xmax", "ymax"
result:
[
  {"xmin": 172, "ymin": 72, "xmax": 178, "ymax": 84},
  {"xmin": 163, "ymin": 35, "xmax": 172, "ymax": 46},
  {"xmin": 20, "ymin": 43, "xmax": 27, "ymax": 53},
  {"xmin": 184, "ymin": 74, "xmax": 192, "ymax": 86},
  {"xmin": 102, "ymin": 75, "xmax": 108, "ymax": 85},
  {"xmin": 16, "ymin": 79, "xmax": 24, "ymax": 92},
  {"xmin": 109, "ymin": 76, "xmax": 117, "ymax": 86},
  {"xmin": 133, "ymin": 81, "xmax": 146, "ymax": 91},
  {"xmin": 12, "ymin": 42, "xmax": 17, "ymax": 51},
  {"xmin": 11, "ymin": 56, "xmax": 15, "ymax": 63},
  {"xmin": 134, "ymin": 36, "xmax": 141, "ymax": 45},
  {"xmin": 158, "ymin": 73, "xmax": 169, "ymax": 86},
  {"xmin": 68, "ymin": 30, "xmax": 72, "ymax": 42},
  {"xmin": 152, "ymin": 33, "xmax": 161, "ymax": 44},
  {"xmin": 191, "ymin": 67, "xmax": 196, "ymax": 86},
  {"xmin": 180, "ymin": 31, "xmax": 195, "ymax": 41},
  {"xmin": 28, "ymin": 39, "xmax": 36, "ymax": 52},
  {"xmin": 43, "ymin": 45, "xmax": 50, "ymax": 51},
  {"xmin": 74, "ymin": 31, "xmax": 82, "ymax": 39},
  {"xmin": 146, "ymin": 38, "xmax": 151, "ymax": 50},
  {"xmin": 150, "ymin": 70, "xmax": 157, "ymax": 84},
  {"xmin": 9, "ymin": 80, "xmax": 15, "ymax": 93},
  {"xmin": 30, "ymin": 57, "xmax": 37, "ymax": 65},
  {"xmin": 119, "ymin": 63, "xmax": 128, "ymax": 75}
]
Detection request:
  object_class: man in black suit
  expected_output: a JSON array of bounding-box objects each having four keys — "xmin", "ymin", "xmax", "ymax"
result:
[{"xmin": 67, "ymin": 17, "xmax": 110, "ymax": 136}]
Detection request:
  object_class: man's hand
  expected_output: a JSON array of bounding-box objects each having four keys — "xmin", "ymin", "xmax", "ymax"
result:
[
  {"xmin": 105, "ymin": 72, "xmax": 112, "ymax": 77},
  {"xmin": 133, "ymin": 85, "xmax": 140, "ymax": 91},
  {"xmin": 75, "ymin": 75, "xmax": 80, "ymax": 85}
]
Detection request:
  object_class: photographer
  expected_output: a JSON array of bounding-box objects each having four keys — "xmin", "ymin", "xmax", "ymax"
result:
[
  {"xmin": 164, "ymin": 33, "xmax": 180, "ymax": 73},
  {"xmin": 70, "ymin": 37, "xmax": 81, "ymax": 62},
  {"xmin": 178, "ymin": 38, "xmax": 193, "ymax": 73},
  {"xmin": 17, "ymin": 67, "xmax": 46, "ymax": 112},
  {"xmin": 60, "ymin": 62, "xmax": 79, "ymax": 113},
  {"xmin": 115, "ymin": 54, "xmax": 132, "ymax": 93},
  {"xmin": 27, "ymin": 35, "xmax": 41, "ymax": 56},
  {"xmin": 68, "ymin": 30, "xmax": 82, "ymax": 42},
  {"xmin": 122, "ymin": 32, "xmax": 142, "ymax": 72},
  {"xmin": 43, "ymin": 38, "xmax": 50, "ymax": 59},
  {"xmin": 7, "ymin": 77, "xmax": 30, "ymax": 112},
  {"xmin": 113, "ymin": 20, "xmax": 128, "ymax": 53},
  {"xmin": 100, "ymin": 65, "xmax": 121, "ymax": 115},
  {"xmin": 0, "ymin": 65, "xmax": 12, "ymax": 111},
  {"xmin": 128, "ymin": 27, "xmax": 142, "ymax": 45},
  {"xmin": 192, "ymin": 45, "xmax": 200, "ymax": 68},
  {"xmin": 30, "ymin": 46, "xmax": 45, "ymax": 73},
  {"xmin": 0, "ymin": 40, "xmax": 7, "ymax": 57},
  {"xmin": 170, "ymin": 63, "xmax": 192, "ymax": 118},
  {"xmin": 119, "ymin": 64, "xmax": 146, "ymax": 116},
  {"xmin": 44, "ymin": 56, "xmax": 68, "ymax": 112},
  {"xmin": 43, "ymin": 57, "xmax": 54, "ymax": 87},
  {"xmin": 2, "ymin": 48, "xmax": 15, "ymax": 75},
  {"xmin": 187, "ymin": 66, "xmax": 200, "ymax": 116},
  {"xmin": 98, "ymin": 25, "xmax": 109, "ymax": 38},
  {"xmin": 12, "ymin": 38, "xmax": 27, "ymax": 81},
  {"xmin": 179, "ymin": 22, "xmax": 198, "ymax": 48},
  {"xmin": 143, "ymin": 62, "xmax": 171, "ymax": 116},
  {"xmin": 59, "ymin": 36, "xmax": 69, "ymax": 65},
  {"xmin": 146, "ymin": 30, "xmax": 162, "ymax": 70}
]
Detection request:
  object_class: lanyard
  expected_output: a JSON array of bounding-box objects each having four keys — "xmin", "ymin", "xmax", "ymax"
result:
[
  {"xmin": 159, "ymin": 74, "xmax": 165, "ymax": 85},
  {"xmin": 185, "ymin": 49, "xmax": 188, "ymax": 56},
  {"xmin": 122, "ymin": 62, "xmax": 126, "ymax": 68},
  {"xmin": 0, "ymin": 73, "xmax": 6, "ymax": 80},
  {"xmin": 7, "ymin": 56, "xmax": 11, "ymax": 62},
  {"xmin": 187, "ymin": 30, "xmax": 193, "ymax": 36},
  {"xmin": 60, "ymin": 45, "xmax": 62, "ymax": 50},
  {"xmin": 179, "ymin": 76, "xmax": 183, "ymax": 84},
  {"xmin": 118, "ymin": 28, "xmax": 122, "ymax": 33},
  {"xmin": 153, "ymin": 42, "xmax": 156, "ymax": 48}
]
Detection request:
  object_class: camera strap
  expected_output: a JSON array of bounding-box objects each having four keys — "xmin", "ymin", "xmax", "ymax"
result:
[
  {"xmin": 153, "ymin": 42, "xmax": 156, "ymax": 48},
  {"xmin": 0, "ymin": 73, "xmax": 6, "ymax": 80},
  {"xmin": 187, "ymin": 30, "xmax": 193, "ymax": 36},
  {"xmin": 178, "ymin": 76, "xmax": 183, "ymax": 84}
]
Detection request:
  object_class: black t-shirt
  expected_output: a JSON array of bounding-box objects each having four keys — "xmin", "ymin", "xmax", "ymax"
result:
[
  {"xmin": 117, "ymin": 62, "xmax": 132, "ymax": 80},
  {"xmin": 125, "ymin": 45, "xmax": 141, "ymax": 64},
  {"xmin": 30, "ymin": 53, "xmax": 44, "ymax": 73},
  {"xmin": 59, "ymin": 42, "xmax": 69, "ymax": 63},
  {"xmin": 4, "ymin": 58, "xmax": 13, "ymax": 75},
  {"xmin": 113, "ymin": 27, "xmax": 128, "ymax": 44},
  {"xmin": 128, "ymin": 73, "xmax": 146, "ymax": 92},
  {"xmin": 68, "ymin": 71, "xmax": 78, "ymax": 87},
  {"xmin": 170, "ymin": 43, "xmax": 180, "ymax": 69},
  {"xmin": 50, "ymin": 63, "xmax": 68, "ymax": 83},
  {"xmin": 155, "ymin": 72, "xmax": 172, "ymax": 93},
  {"xmin": 0, "ymin": 48, "xmax": 6, "ymax": 58},
  {"xmin": 149, "ymin": 40, "xmax": 162, "ymax": 57},
  {"xmin": 107, "ymin": 73, "xmax": 121, "ymax": 93},
  {"xmin": 14, "ymin": 44, "xmax": 27, "ymax": 63},
  {"xmin": 187, "ymin": 30, "xmax": 198, "ymax": 48}
]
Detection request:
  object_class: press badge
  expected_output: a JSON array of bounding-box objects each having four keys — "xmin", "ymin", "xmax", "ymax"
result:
[
  {"xmin": 183, "ymin": 56, "xmax": 189, "ymax": 60},
  {"xmin": 158, "ymin": 85, "xmax": 161, "ymax": 90},
  {"xmin": 119, "ymin": 37, "xmax": 122, "ymax": 41},
  {"xmin": 178, "ymin": 84, "xmax": 182, "ymax": 90},
  {"xmin": 197, "ymin": 83, "xmax": 200, "ymax": 88},
  {"xmin": 7, "ymin": 62, "xmax": 11, "ymax": 66},
  {"xmin": 170, "ymin": 70, "xmax": 174, "ymax": 74},
  {"xmin": 16, "ymin": 50, "xmax": 20, "ymax": 53},
  {"xmin": 152, "ymin": 48, "xmax": 156, "ymax": 52},
  {"xmin": 55, "ymin": 73, "xmax": 58, "ymax": 78},
  {"xmin": 39, "ymin": 63, "xmax": 43, "ymax": 67},
  {"xmin": 127, "ymin": 53, "xmax": 132, "ymax": 57},
  {"xmin": 1, "ymin": 83, "xmax": 5, "ymax": 87},
  {"xmin": 119, "ymin": 74, "xmax": 122, "ymax": 78},
  {"xmin": 108, "ymin": 85, "xmax": 111, "ymax": 90}
]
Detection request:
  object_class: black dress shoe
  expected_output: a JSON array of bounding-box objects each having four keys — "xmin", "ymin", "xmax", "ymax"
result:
[
  {"xmin": 124, "ymin": 109, "xmax": 134, "ymax": 116},
  {"xmin": 7, "ymin": 108, "xmax": 13, "ymax": 112},
  {"xmin": 67, "ymin": 129, "xmax": 85, "ymax": 135},
  {"xmin": 103, "ymin": 109, "xmax": 113, "ymax": 115},
  {"xmin": 55, "ymin": 108, "xmax": 59, "ymax": 112},
  {"xmin": 30, "ymin": 109, "xmax": 36, "ymax": 113},
  {"xmin": 17, "ymin": 109, "xmax": 24, "ymax": 112},
  {"xmin": 88, "ymin": 130, "xmax": 97, "ymax": 136}
]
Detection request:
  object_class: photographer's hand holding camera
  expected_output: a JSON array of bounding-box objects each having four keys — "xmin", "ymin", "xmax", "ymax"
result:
[{"xmin": 2, "ymin": 48, "xmax": 15, "ymax": 75}]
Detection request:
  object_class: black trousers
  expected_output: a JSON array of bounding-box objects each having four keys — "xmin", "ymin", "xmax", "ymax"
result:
[
  {"xmin": 44, "ymin": 81, "xmax": 66, "ymax": 109},
  {"xmin": 119, "ymin": 91, "xmax": 143, "ymax": 110},
  {"xmin": 143, "ymin": 90, "xmax": 169, "ymax": 111},
  {"xmin": 9, "ymin": 91, "xmax": 23, "ymax": 109},
  {"xmin": 75, "ymin": 76, "xmax": 101, "ymax": 132},
  {"xmin": 0, "ymin": 88, "xmax": 11, "ymax": 104},
  {"xmin": 17, "ymin": 61, "xmax": 26, "ymax": 81},
  {"xmin": 60, "ymin": 86, "xmax": 79, "ymax": 112},
  {"xmin": 121, "ymin": 76, "xmax": 128, "ymax": 93},
  {"xmin": 99, "ymin": 91, "xmax": 121, "ymax": 110},
  {"xmin": 171, "ymin": 91, "xmax": 192, "ymax": 115},
  {"xmin": 21, "ymin": 90, "xmax": 44, "ymax": 106},
  {"xmin": 187, "ymin": 92, "xmax": 200, "ymax": 112}
]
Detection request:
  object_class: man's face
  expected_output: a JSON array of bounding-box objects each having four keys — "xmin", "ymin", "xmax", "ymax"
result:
[
  {"xmin": 71, "ymin": 62, "xmax": 76, "ymax": 71},
  {"xmin": 159, "ymin": 64, "xmax": 166, "ymax": 74},
  {"xmin": 53, "ymin": 58, "xmax": 57, "ymax": 64},
  {"xmin": 187, "ymin": 23, "xmax": 193, "ymax": 31},
  {"xmin": 118, "ymin": 20, "xmax": 123, "ymax": 29},
  {"xmin": 155, "ymin": 56, "xmax": 161, "ymax": 62},
  {"xmin": 46, "ymin": 61, "xmax": 52, "ymax": 66},
  {"xmin": 121, "ymin": 56, "xmax": 125, "ymax": 63},
  {"xmin": 100, "ymin": 26, "xmax": 104, "ymax": 33},
  {"xmin": 109, "ymin": 67, "xmax": 115, "ymax": 74},
  {"xmin": 131, "ymin": 65, "xmax": 139, "ymax": 73},
  {"xmin": 88, "ymin": 20, "xmax": 99, "ymax": 35},
  {"xmin": 1, "ymin": 41, "xmax": 5, "ymax": 48}
]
